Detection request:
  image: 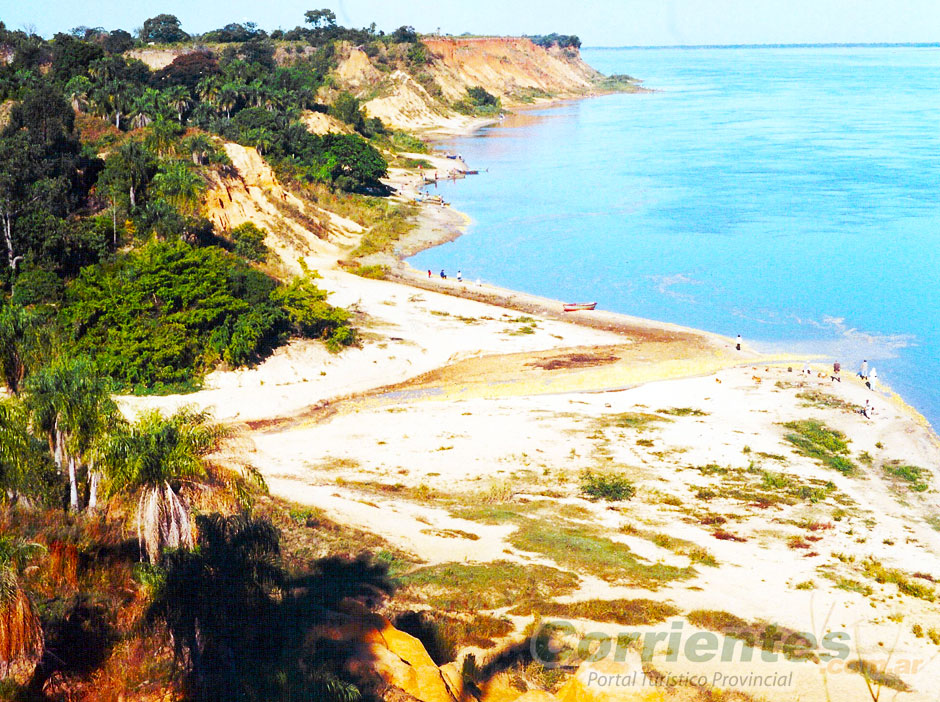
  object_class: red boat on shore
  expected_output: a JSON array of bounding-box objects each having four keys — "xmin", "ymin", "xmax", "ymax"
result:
[{"xmin": 563, "ymin": 302, "xmax": 597, "ymax": 312}]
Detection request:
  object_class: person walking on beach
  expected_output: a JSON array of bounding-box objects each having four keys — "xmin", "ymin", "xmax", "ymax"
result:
[
  {"xmin": 860, "ymin": 359, "xmax": 869, "ymax": 380},
  {"xmin": 736, "ymin": 334, "xmax": 742, "ymax": 351},
  {"xmin": 427, "ymin": 269, "xmax": 432, "ymax": 278},
  {"xmin": 870, "ymin": 367, "xmax": 878, "ymax": 387},
  {"xmin": 457, "ymin": 270, "xmax": 462, "ymax": 282},
  {"xmin": 440, "ymin": 269, "xmax": 446, "ymax": 280},
  {"xmin": 832, "ymin": 362, "xmax": 841, "ymax": 382}
]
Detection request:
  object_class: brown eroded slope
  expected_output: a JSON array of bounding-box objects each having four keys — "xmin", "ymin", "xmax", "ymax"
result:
[
  {"xmin": 203, "ymin": 142, "xmax": 360, "ymax": 272},
  {"xmin": 421, "ymin": 37, "xmax": 601, "ymax": 105}
]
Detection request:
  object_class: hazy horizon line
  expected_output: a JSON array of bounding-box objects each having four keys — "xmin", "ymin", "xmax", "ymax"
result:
[{"xmin": 584, "ymin": 41, "xmax": 940, "ymax": 50}]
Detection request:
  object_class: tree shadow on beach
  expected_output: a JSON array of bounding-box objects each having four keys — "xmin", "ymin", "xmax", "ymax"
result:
[{"xmin": 149, "ymin": 512, "xmax": 395, "ymax": 702}]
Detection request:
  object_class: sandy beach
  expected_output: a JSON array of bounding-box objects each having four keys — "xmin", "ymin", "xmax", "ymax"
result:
[{"xmin": 121, "ymin": 136, "xmax": 940, "ymax": 702}]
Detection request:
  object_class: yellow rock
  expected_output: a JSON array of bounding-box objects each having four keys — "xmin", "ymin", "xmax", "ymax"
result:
[
  {"xmin": 555, "ymin": 652, "xmax": 650, "ymax": 702},
  {"xmin": 513, "ymin": 692, "xmax": 561, "ymax": 702}
]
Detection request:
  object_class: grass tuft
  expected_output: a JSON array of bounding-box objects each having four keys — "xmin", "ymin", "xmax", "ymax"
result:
[
  {"xmin": 783, "ymin": 419, "xmax": 855, "ymax": 474},
  {"xmin": 510, "ymin": 598, "xmax": 680, "ymax": 626}
]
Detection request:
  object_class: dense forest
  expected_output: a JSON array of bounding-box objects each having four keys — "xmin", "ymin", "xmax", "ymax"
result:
[{"xmin": 0, "ymin": 10, "xmax": 441, "ymax": 702}]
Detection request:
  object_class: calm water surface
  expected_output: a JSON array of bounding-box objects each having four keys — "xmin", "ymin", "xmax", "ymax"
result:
[{"xmin": 409, "ymin": 46, "xmax": 940, "ymax": 428}]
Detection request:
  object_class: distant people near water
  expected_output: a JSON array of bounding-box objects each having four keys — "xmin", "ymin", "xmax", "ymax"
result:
[
  {"xmin": 440, "ymin": 269, "xmax": 446, "ymax": 279},
  {"xmin": 870, "ymin": 367, "xmax": 878, "ymax": 387},
  {"xmin": 832, "ymin": 362, "xmax": 841, "ymax": 382},
  {"xmin": 860, "ymin": 359, "xmax": 869, "ymax": 380},
  {"xmin": 457, "ymin": 270, "xmax": 462, "ymax": 282},
  {"xmin": 736, "ymin": 334, "xmax": 742, "ymax": 351},
  {"xmin": 427, "ymin": 269, "xmax": 432, "ymax": 278},
  {"xmin": 802, "ymin": 363, "xmax": 811, "ymax": 376}
]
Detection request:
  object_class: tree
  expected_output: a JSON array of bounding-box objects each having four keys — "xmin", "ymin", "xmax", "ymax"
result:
[
  {"xmin": 100, "ymin": 407, "xmax": 229, "ymax": 563},
  {"xmin": 304, "ymin": 9, "xmax": 337, "ymax": 31},
  {"xmin": 155, "ymin": 51, "xmax": 220, "ymax": 92},
  {"xmin": 23, "ymin": 356, "xmax": 117, "ymax": 512},
  {"xmin": 320, "ymin": 133, "xmax": 387, "ymax": 191},
  {"xmin": 65, "ymin": 75, "xmax": 93, "ymax": 112},
  {"xmin": 50, "ymin": 33, "xmax": 104, "ymax": 83},
  {"xmin": 151, "ymin": 161, "xmax": 205, "ymax": 215},
  {"xmin": 143, "ymin": 115, "xmax": 182, "ymax": 157},
  {"xmin": 140, "ymin": 14, "xmax": 189, "ymax": 44},
  {"xmin": 98, "ymin": 140, "xmax": 155, "ymax": 211},
  {"xmin": 148, "ymin": 513, "xmax": 282, "ymax": 698},
  {"xmin": 0, "ymin": 536, "xmax": 45, "ymax": 685},
  {"xmin": 0, "ymin": 398, "xmax": 53, "ymax": 503},
  {"xmin": 0, "ymin": 302, "xmax": 40, "ymax": 394},
  {"xmin": 328, "ymin": 92, "xmax": 365, "ymax": 132},
  {"xmin": 165, "ymin": 84, "xmax": 192, "ymax": 123},
  {"xmin": 391, "ymin": 25, "xmax": 418, "ymax": 44},
  {"xmin": 101, "ymin": 29, "xmax": 134, "ymax": 54}
]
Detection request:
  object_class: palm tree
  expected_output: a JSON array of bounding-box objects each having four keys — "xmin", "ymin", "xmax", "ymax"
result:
[
  {"xmin": 100, "ymin": 408, "xmax": 230, "ymax": 564},
  {"xmin": 143, "ymin": 116, "xmax": 182, "ymax": 159},
  {"xmin": 130, "ymin": 88, "xmax": 167, "ymax": 129},
  {"xmin": 197, "ymin": 75, "xmax": 223, "ymax": 109},
  {"xmin": 0, "ymin": 399, "xmax": 52, "ymax": 506},
  {"xmin": 23, "ymin": 356, "xmax": 117, "ymax": 512},
  {"xmin": 151, "ymin": 161, "xmax": 205, "ymax": 216},
  {"xmin": 217, "ymin": 84, "xmax": 240, "ymax": 120},
  {"xmin": 0, "ymin": 536, "xmax": 45, "ymax": 685},
  {"xmin": 0, "ymin": 302, "xmax": 37, "ymax": 395},
  {"xmin": 246, "ymin": 128, "xmax": 275, "ymax": 156},
  {"xmin": 65, "ymin": 75, "xmax": 93, "ymax": 113},
  {"xmin": 180, "ymin": 134, "xmax": 214, "ymax": 166},
  {"xmin": 165, "ymin": 85, "xmax": 192, "ymax": 123}
]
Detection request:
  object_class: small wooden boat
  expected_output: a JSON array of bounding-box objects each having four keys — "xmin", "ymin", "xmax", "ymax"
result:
[
  {"xmin": 458, "ymin": 169, "xmax": 480, "ymax": 175},
  {"xmin": 563, "ymin": 302, "xmax": 597, "ymax": 312}
]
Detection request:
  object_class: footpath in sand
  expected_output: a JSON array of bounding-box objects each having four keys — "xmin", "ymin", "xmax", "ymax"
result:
[{"xmin": 125, "ymin": 142, "xmax": 940, "ymax": 702}]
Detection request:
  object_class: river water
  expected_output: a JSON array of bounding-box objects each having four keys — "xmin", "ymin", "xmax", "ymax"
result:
[{"xmin": 409, "ymin": 46, "xmax": 940, "ymax": 429}]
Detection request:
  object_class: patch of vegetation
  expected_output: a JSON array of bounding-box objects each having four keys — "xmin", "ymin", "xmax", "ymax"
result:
[
  {"xmin": 351, "ymin": 264, "xmax": 389, "ymax": 279},
  {"xmin": 349, "ymin": 201, "xmax": 419, "ymax": 258},
  {"xmin": 393, "ymin": 611, "xmax": 513, "ymax": 664},
  {"xmin": 847, "ymin": 660, "xmax": 911, "ymax": 692},
  {"xmin": 390, "ymin": 131, "xmax": 429, "ymax": 153},
  {"xmin": 398, "ymin": 561, "xmax": 579, "ymax": 611},
  {"xmin": 883, "ymin": 461, "xmax": 929, "ymax": 492},
  {"xmin": 657, "ymin": 407, "xmax": 708, "ymax": 417},
  {"xmin": 510, "ymin": 598, "xmax": 680, "ymax": 626},
  {"xmin": 796, "ymin": 390, "xmax": 862, "ymax": 413},
  {"xmin": 621, "ymin": 525, "xmax": 718, "ymax": 567},
  {"xmin": 783, "ymin": 419, "xmax": 855, "ymax": 474},
  {"xmin": 861, "ymin": 558, "xmax": 936, "ymax": 601},
  {"xmin": 454, "ymin": 86, "xmax": 501, "ymax": 116},
  {"xmin": 580, "ymin": 472, "xmax": 635, "ymax": 501},
  {"xmin": 599, "ymin": 412, "xmax": 671, "ymax": 432},
  {"xmin": 686, "ymin": 610, "xmax": 818, "ymax": 662},
  {"xmin": 712, "ymin": 529, "xmax": 747, "ymax": 543},
  {"xmin": 509, "ymin": 521, "xmax": 695, "ymax": 589},
  {"xmin": 66, "ymin": 243, "xmax": 354, "ymax": 389}
]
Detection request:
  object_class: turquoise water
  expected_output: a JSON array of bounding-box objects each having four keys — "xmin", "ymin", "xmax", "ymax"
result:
[{"xmin": 408, "ymin": 46, "xmax": 940, "ymax": 429}]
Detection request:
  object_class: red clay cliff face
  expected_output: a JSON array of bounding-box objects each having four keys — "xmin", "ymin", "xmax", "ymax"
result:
[{"xmin": 421, "ymin": 37, "xmax": 602, "ymax": 105}]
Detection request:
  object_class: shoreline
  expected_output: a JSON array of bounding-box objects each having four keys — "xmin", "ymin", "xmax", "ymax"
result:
[{"xmin": 377, "ymin": 116, "xmax": 940, "ymax": 440}]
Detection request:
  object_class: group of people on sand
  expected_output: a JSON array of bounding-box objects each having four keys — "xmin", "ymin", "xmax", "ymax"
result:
[
  {"xmin": 428, "ymin": 269, "xmax": 462, "ymax": 282},
  {"xmin": 826, "ymin": 359, "xmax": 881, "ymax": 419}
]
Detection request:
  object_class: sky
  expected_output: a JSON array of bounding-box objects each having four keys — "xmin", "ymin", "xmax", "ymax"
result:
[{"xmin": 1, "ymin": 0, "xmax": 939, "ymax": 46}]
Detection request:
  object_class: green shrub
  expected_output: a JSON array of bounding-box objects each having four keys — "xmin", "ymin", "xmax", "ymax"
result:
[
  {"xmin": 64, "ymin": 242, "xmax": 354, "ymax": 388},
  {"xmin": 230, "ymin": 222, "xmax": 268, "ymax": 262},
  {"xmin": 580, "ymin": 472, "xmax": 635, "ymax": 501},
  {"xmin": 884, "ymin": 462, "xmax": 929, "ymax": 492}
]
